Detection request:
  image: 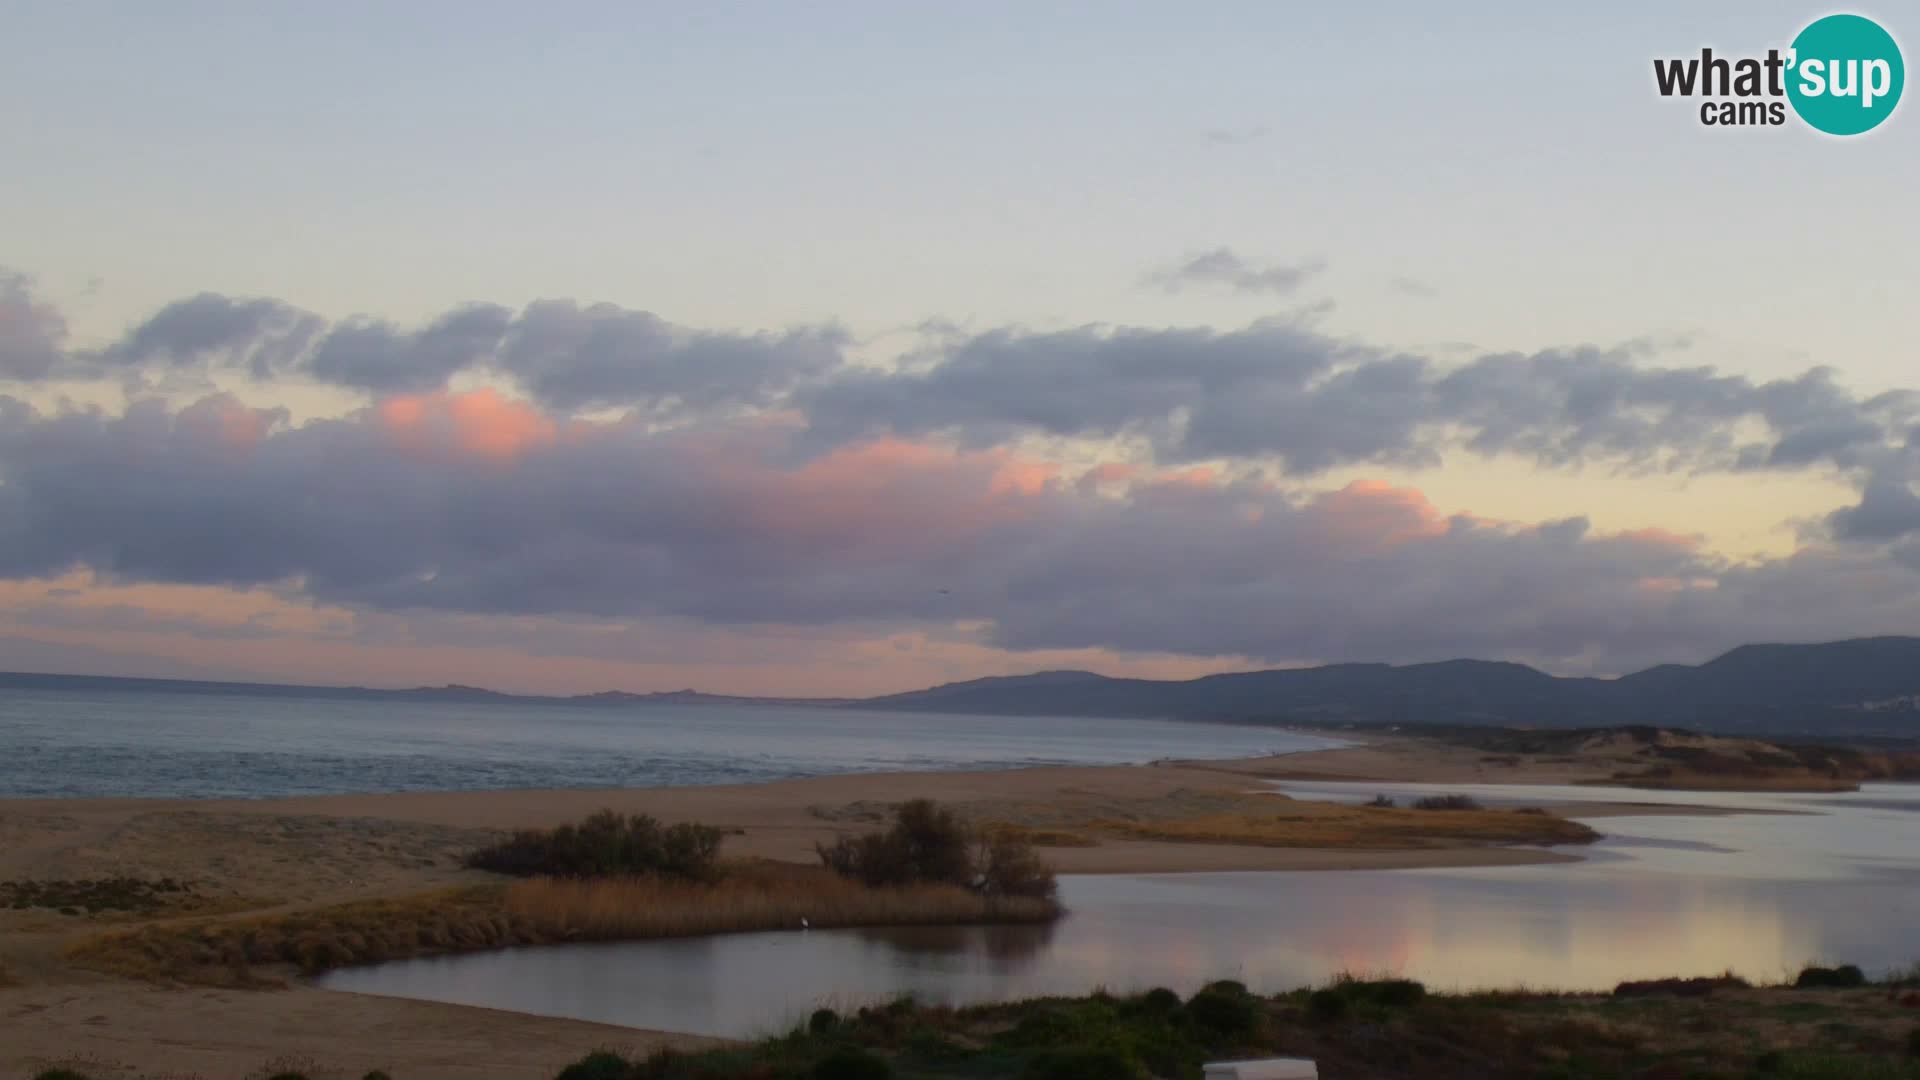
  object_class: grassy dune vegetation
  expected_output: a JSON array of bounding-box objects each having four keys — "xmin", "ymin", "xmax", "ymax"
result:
[
  {"xmin": 1095, "ymin": 801, "xmax": 1598, "ymax": 849},
  {"xmin": 32, "ymin": 968, "xmax": 1920, "ymax": 1080},
  {"xmin": 67, "ymin": 804, "xmax": 1060, "ymax": 985}
]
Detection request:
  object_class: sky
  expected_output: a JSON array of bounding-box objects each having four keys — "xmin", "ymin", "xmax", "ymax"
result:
[{"xmin": 2, "ymin": 1, "xmax": 1917, "ymax": 695}]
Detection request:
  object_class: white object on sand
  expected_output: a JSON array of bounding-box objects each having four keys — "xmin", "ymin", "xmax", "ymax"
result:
[{"xmin": 1202, "ymin": 1059, "xmax": 1318, "ymax": 1080}]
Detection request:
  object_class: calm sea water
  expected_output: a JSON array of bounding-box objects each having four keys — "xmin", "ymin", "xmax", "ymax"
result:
[
  {"xmin": 0, "ymin": 683, "xmax": 1335, "ymax": 799},
  {"xmin": 321, "ymin": 782, "xmax": 1920, "ymax": 1037}
]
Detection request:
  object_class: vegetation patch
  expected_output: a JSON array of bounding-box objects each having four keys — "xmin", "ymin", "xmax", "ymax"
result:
[
  {"xmin": 818, "ymin": 799, "xmax": 1059, "ymax": 901},
  {"xmin": 2, "ymin": 876, "xmax": 198, "ymax": 914},
  {"xmin": 1411, "ymin": 794, "xmax": 1484, "ymax": 811},
  {"xmin": 464, "ymin": 810, "xmax": 727, "ymax": 881},
  {"xmin": 30, "ymin": 967, "xmax": 1920, "ymax": 1080},
  {"xmin": 980, "ymin": 822, "xmax": 1099, "ymax": 848},
  {"xmin": 69, "ymin": 804, "xmax": 1061, "ymax": 986},
  {"xmin": 1094, "ymin": 800, "xmax": 1597, "ymax": 849}
]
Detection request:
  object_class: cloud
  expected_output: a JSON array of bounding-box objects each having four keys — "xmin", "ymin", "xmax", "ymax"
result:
[
  {"xmin": 3, "ymin": 270, "xmax": 1918, "ymax": 681},
  {"xmin": 2, "ymin": 389, "xmax": 1916, "ymax": 675},
  {"xmin": 1146, "ymin": 248, "xmax": 1328, "ymax": 296},
  {"xmin": 0, "ymin": 271, "xmax": 69, "ymax": 380},
  {"xmin": 0, "ymin": 271, "xmax": 846, "ymax": 417},
  {"xmin": 497, "ymin": 299, "xmax": 846, "ymax": 413}
]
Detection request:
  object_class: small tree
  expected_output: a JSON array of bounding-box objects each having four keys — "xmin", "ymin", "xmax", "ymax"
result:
[{"xmin": 818, "ymin": 799, "xmax": 1055, "ymax": 901}]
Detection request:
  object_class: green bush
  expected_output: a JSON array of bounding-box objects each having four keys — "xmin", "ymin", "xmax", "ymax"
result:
[
  {"xmin": 363, "ymin": 1073, "xmax": 394, "ymax": 1080},
  {"xmin": 812, "ymin": 1047, "xmax": 892, "ymax": 1080},
  {"xmin": 554, "ymin": 1050, "xmax": 637, "ymax": 1080},
  {"xmin": 1307, "ymin": 988, "xmax": 1349, "ymax": 1022},
  {"xmin": 1020, "ymin": 1047, "xmax": 1148, "ymax": 1080},
  {"xmin": 1793, "ymin": 964, "xmax": 1866, "ymax": 989},
  {"xmin": 977, "ymin": 833, "xmax": 1059, "ymax": 900},
  {"xmin": 809, "ymin": 1007, "xmax": 840, "ymax": 1034},
  {"xmin": 1908, "ymin": 1028, "xmax": 1920, "ymax": 1058},
  {"xmin": 1367, "ymin": 794, "xmax": 1397, "ymax": 807},
  {"xmin": 467, "ymin": 810, "xmax": 723, "ymax": 881},
  {"xmin": 1186, "ymin": 986, "xmax": 1260, "ymax": 1040},
  {"xmin": 33, "ymin": 1071, "xmax": 97, "ymax": 1080},
  {"xmin": 1342, "ymin": 977, "xmax": 1427, "ymax": 1007},
  {"xmin": 1412, "ymin": 794, "xmax": 1483, "ymax": 811},
  {"xmin": 817, "ymin": 799, "xmax": 1056, "ymax": 901},
  {"xmin": 1136, "ymin": 987, "xmax": 1183, "ymax": 1014}
]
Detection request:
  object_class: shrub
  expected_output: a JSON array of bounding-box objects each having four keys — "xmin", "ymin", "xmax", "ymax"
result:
[
  {"xmin": 1367, "ymin": 794, "xmax": 1397, "ymax": 808},
  {"xmin": 1186, "ymin": 986, "xmax": 1260, "ymax": 1040},
  {"xmin": 1137, "ymin": 987, "xmax": 1183, "ymax": 1014},
  {"xmin": 809, "ymin": 1007, "xmax": 841, "ymax": 1034},
  {"xmin": 1020, "ymin": 1048, "xmax": 1148, "ymax": 1080},
  {"xmin": 1907, "ymin": 1028, "xmax": 1920, "ymax": 1058},
  {"xmin": 363, "ymin": 1073, "xmax": 393, "ymax": 1080},
  {"xmin": 1343, "ymin": 977, "xmax": 1426, "ymax": 1007},
  {"xmin": 818, "ymin": 799, "xmax": 1056, "ymax": 902},
  {"xmin": 813, "ymin": 1047, "xmax": 892, "ymax": 1080},
  {"xmin": 1412, "ymin": 794, "xmax": 1484, "ymax": 811},
  {"xmin": 1794, "ymin": 964, "xmax": 1867, "ymax": 989},
  {"xmin": 34, "ymin": 1071, "xmax": 97, "ymax": 1080},
  {"xmin": 466, "ymin": 810, "xmax": 724, "ymax": 881},
  {"xmin": 1307, "ymin": 988, "xmax": 1349, "ymax": 1022},
  {"xmin": 977, "ymin": 833, "xmax": 1058, "ymax": 900},
  {"xmin": 555, "ymin": 1050, "xmax": 636, "ymax": 1080}
]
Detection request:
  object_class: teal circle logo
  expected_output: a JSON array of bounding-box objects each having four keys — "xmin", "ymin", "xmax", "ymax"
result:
[{"xmin": 1786, "ymin": 14, "xmax": 1904, "ymax": 135}]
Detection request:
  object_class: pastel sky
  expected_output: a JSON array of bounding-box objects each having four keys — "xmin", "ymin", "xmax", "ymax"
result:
[{"xmin": 2, "ymin": 2, "xmax": 1917, "ymax": 694}]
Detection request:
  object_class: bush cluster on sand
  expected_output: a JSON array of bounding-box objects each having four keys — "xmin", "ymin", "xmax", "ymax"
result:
[
  {"xmin": 1411, "ymin": 794, "xmax": 1484, "ymax": 811},
  {"xmin": 816, "ymin": 799, "xmax": 1057, "ymax": 901},
  {"xmin": 538, "ymin": 964, "xmax": 1920, "ymax": 1080},
  {"xmin": 69, "ymin": 805, "xmax": 1060, "ymax": 984},
  {"xmin": 464, "ymin": 810, "xmax": 725, "ymax": 880},
  {"xmin": 1795, "ymin": 963, "xmax": 1868, "ymax": 989}
]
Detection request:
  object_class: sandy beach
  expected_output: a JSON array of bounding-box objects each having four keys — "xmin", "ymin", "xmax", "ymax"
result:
[{"xmin": 0, "ymin": 733, "xmax": 1775, "ymax": 1079}]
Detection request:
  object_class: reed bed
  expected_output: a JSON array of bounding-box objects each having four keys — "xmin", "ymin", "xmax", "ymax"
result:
[
  {"xmin": 1096, "ymin": 804, "xmax": 1598, "ymax": 849},
  {"xmin": 69, "ymin": 862, "xmax": 1059, "ymax": 985},
  {"xmin": 505, "ymin": 863, "xmax": 1059, "ymax": 941}
]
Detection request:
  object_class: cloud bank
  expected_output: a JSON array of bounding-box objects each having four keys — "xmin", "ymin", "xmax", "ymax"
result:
[{"xmin": 2, "ymin": 268, "xmax": 1916, "ymax": 682}]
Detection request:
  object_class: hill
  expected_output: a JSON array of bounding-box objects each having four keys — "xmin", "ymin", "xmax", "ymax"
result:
[
  {"xmin": 856, "ymin": 637, "xmax": 1920, "ymax": 737},
  {"xmin": 5, "ymin": 636, "xmax": 1918, "ymax": 737}
]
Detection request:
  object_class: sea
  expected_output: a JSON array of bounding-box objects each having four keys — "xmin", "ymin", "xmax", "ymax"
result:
[{"xmin": 0, "ymin": 675, "xmax": 1335, "ymax": 799}]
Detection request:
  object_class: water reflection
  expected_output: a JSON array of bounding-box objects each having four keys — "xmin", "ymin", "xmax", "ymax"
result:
[{"xmin": 320, "ymin": 784, "xmax": 1920, "ymax": 1037}]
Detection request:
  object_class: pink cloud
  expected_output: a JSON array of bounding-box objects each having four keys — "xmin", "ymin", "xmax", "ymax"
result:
[{"xmin": 376, "ymin": 387, "xmax": 558, "ymax": 462}]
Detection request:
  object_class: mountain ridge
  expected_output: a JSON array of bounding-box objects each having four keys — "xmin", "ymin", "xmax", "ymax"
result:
[{"xmin": 3, "ymin": 635, "xmax": 1917, "ymax": 737}]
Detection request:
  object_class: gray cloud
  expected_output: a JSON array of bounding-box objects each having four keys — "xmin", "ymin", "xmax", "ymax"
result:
[
  {"xmin": 1829, "ymin": 469, "xmax": 1920, "ymax": 541},
  {"xmin": 1, "ymin": 392, "xmax": 1915, "ymax": 673},
  {"xmin": 307, "ymin": 305, "xmax": 513, "ymax": 393},
  {"xmin": 498, "ymin": 300, "xmax": 846, "ymax": 413},
  {"xmin": 0, "ymin": 272, "xmax": 69, "ymax": 380},
  {"xmin": 107, "ymin": 293, "xmax": 324, "ymax": 378},
  {"xmin": 6, "ymin": 270, "xmax": 1919, "ymax": 552},
  {"xmin": 1147, "ymin": 249, "xmax": 1327, "ymax": 296}
]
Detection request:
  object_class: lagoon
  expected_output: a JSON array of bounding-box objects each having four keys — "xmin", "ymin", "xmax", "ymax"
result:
[{"xmin": 319, "ymin": 782, "xmax": 1920, "ymax": 1037}]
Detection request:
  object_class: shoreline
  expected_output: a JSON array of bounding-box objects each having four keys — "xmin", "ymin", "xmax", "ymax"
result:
[{"xmin": 0, "ymin": 733, "xmax": 1863, "ymax": 1079}]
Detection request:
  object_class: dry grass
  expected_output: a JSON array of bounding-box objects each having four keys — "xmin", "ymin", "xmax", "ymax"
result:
[
  {"xmin": 68, "ymin": 861, "xmax": 1059, "ymax": 985},
  {"xmin": 507, "ymin": 861, "xmax": 1059, "ymax": 941},
  {"xmin": 1094, "ymin": 803, "xmax": 1598, "ymax": 849},
  {"xmin": 978, "ymin": 822, "xmax": 1100, "ymax": 848},
  {"xmin": 1610, "ymin": 770, "xmax": 1860, "ymax": 792}
]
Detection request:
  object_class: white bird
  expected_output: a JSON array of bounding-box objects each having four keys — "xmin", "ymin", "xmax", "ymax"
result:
[{"xmin": 800, "ymin": 917, "xmax": 810, "ymax": 929}]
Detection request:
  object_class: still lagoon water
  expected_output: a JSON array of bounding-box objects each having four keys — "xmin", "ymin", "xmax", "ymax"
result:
[
  {"xmin": 0, "ymin": 682, "xmax": 1334, "ymax": 798},
  {"xmin": 321, "ymin": 782, "xmax": 1920, "ymax": 1037}
]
